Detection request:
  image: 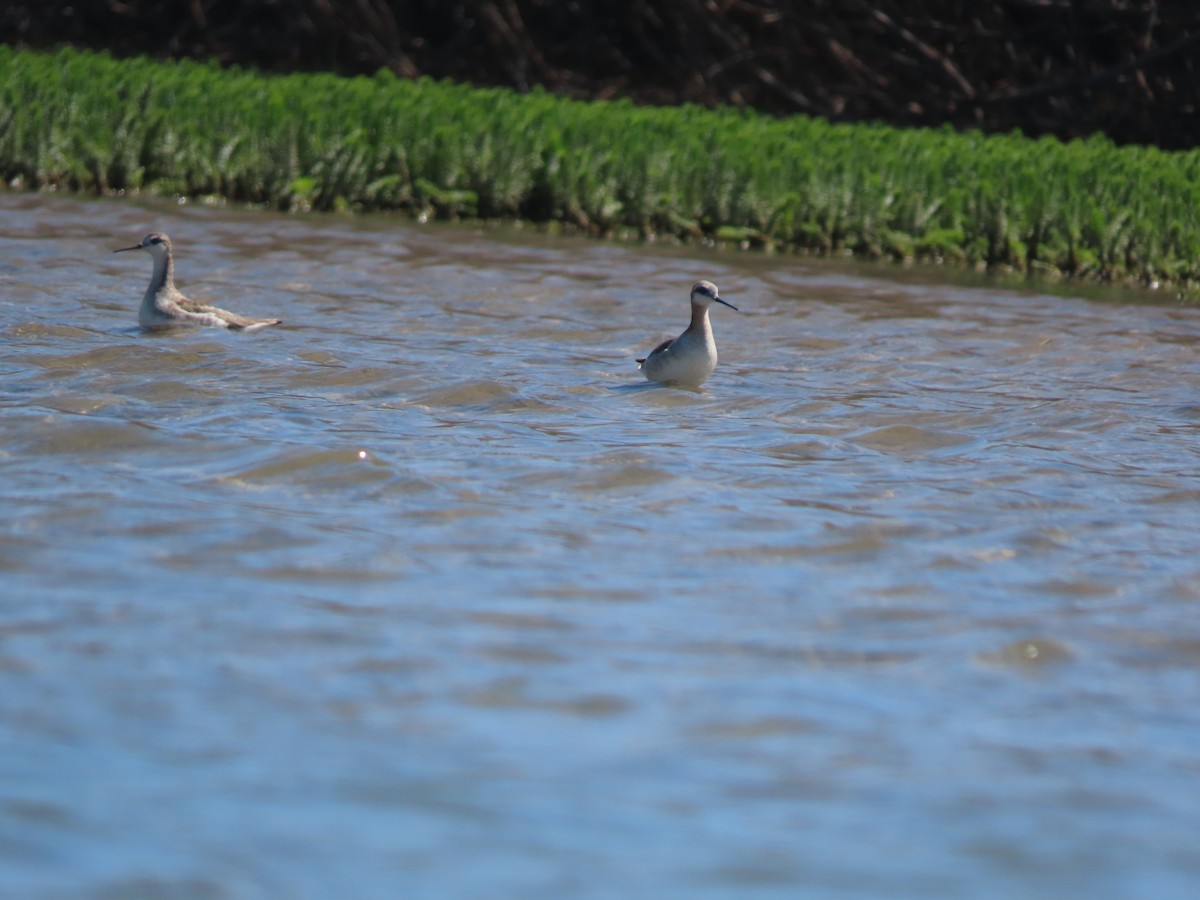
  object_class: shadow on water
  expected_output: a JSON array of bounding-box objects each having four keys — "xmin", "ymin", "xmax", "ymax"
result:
[
  {"xmin": 607, "ymin": 381, "xmax": 709, "ymax": 395},
  {"xmin": 3, "ymin": 192, "xmax": 1200, "ymax": 898}
]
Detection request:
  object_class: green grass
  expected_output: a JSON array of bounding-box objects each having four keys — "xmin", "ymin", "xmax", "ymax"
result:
[{"xmin": 3, "ymin": 45, "xmax": 1200, "ymax": 290}]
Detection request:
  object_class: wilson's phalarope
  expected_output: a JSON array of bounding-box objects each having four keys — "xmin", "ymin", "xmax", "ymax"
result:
[
  {"xmin": 637, "ymin": 280, "xmax": 737, "ymax": 387},
  {"xmin": 114, "ymin": 232, "xmax": 282, "ymax": 331}
]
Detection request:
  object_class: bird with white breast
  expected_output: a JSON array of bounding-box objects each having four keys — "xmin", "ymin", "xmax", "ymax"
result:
[
  {"xmin": 637, "ymin": 280, "xmax": 737, "ymax": 387},
  {"xmin": 114, "ymin": 232, "xmax": 281, "ymax": 331}
]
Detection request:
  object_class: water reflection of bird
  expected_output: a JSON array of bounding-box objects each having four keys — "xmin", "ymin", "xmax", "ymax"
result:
[
  {"xmin": 114, "ymin": 232, "xmax": 282, "ymax": 331},
  {"xmin": 637, "ymin": 280, "xmax": 737, "ymax": 387}
]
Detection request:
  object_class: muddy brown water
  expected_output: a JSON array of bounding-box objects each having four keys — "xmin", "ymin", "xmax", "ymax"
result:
[{"xmin": 3, "ymin": 192, "xmax": 1200, "ymax": 897}]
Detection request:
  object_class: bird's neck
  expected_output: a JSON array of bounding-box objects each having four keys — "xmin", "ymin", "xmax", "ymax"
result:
[
  {"xmin": 149, "ymin": 251, "xmax": 174, "ymax": 294},
  {"xmin": 688, "ymin": 302, "xmax": 712, "ymax": 333}
]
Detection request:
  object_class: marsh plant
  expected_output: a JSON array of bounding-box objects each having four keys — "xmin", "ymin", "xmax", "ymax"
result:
[{"xmin": 3, "ymin": 46, "xmax": 1199, "ymax": 289}]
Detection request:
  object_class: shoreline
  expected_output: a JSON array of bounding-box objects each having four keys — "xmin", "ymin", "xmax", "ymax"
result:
[{"xmin": 3, "ymin": 46, "xmax": 1198, "ymax": 298}]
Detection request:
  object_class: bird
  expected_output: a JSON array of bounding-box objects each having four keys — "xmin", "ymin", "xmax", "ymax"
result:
[
  {"xmin": 114, "ymin": 232, "xmax": 281, "ymax": 331},
  {"xmin": 636, "ymin": 280, "xmax": 737, "ymax": 387}
]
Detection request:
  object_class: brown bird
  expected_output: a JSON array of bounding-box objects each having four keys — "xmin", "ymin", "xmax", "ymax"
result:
[{"xmin": 114, "ymin": 232, "xmax": 282, "ymax": 331}]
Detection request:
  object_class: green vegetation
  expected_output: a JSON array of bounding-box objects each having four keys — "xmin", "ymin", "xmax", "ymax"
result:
[{"xmin": 3, "ymin": 45, "xmax": 1200, "ymax": 290}]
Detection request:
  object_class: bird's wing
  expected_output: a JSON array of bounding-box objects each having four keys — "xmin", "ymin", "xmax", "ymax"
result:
[
  {"xmin": 178, "ymin": 297, "xmax": 280, "ymax": 329},
  {"xmin": 637, "ymin": 338, "xmax": 674, "ymax": 363}
]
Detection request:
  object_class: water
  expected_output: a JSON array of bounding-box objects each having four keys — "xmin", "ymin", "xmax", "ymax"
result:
[{"xmin": 3, "ymin": 192, "xmax": 1200, "ymax": 898}]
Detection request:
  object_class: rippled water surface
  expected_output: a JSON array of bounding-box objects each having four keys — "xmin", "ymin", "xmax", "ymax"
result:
[{"xmin": 3, "ymin": 193, "xmax": 1200, "ymax": 897}]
